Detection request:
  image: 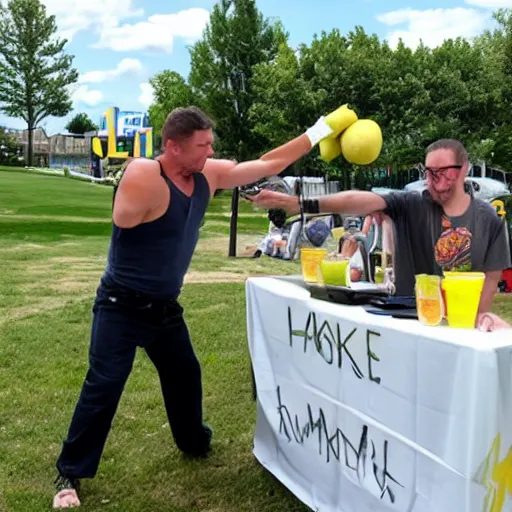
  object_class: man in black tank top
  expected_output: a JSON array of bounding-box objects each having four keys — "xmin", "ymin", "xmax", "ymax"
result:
[{"xmin": 52, "ymin": 104, "xmax": 349, "ymax": 508}]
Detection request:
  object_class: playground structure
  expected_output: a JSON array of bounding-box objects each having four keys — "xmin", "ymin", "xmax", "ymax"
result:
[
  {"xmin": 4, "ymin": 106, "xmax": 154, "ymax": 174},
  {"xmin": 88, "ymin": 107, "xmax": 154, "ymax": 176}
]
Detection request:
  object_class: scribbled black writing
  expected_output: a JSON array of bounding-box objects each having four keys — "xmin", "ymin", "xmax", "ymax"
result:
[
  {"xmin": 288, "ymin": 307, "xmax": 381, "ymax": 384},
  {"xmin": 277, "ymin": 386, "xmax": 403, "ymax": 504}
]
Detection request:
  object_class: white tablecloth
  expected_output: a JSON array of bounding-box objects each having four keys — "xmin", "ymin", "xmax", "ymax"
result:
[{"xmin": 246, "ymin": 276, "xmax": 512, "ymax": 512}]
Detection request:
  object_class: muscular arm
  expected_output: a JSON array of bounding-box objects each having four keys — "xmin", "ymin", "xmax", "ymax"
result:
[
  {"xmin": 205, "ymin": 134, "xmax": 312, "ymax": 191},
  {"xmin": 112, "ymin": 161, "xmax": 164, "ymax": 228}
]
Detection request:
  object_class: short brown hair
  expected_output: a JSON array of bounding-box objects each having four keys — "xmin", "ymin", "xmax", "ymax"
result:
[
  {"xmin": 161, "ymin": 106, "xmax": 214, "ymax": 144},
  {"xmin": 426, "ymin": 139, "xmax": 468, "ymax": 164}
]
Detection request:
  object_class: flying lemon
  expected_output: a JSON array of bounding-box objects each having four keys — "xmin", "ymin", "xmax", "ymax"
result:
[
  {"xmin": 340, "ymin": 119, "xmax": 383, "ymax": 165},
  {"xmin": 324, "ymin": 104, "xmax": 358, "ymax": 139},
  {"xmin": 319, "ymin": 136, "xmax": 342, "ymax": 162}
]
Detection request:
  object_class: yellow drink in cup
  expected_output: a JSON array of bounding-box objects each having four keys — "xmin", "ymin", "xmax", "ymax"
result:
[
  {"xmin": 300, "ymin": 248, "xmax": 328, "ymax": 283},
  {"xmin": 319, "ymin": 258, "xmax": 349, "ymax": 286},
  {"xmin": 441, "ymin": 272, "xmax": 485, "ymax": 328},
  {"xmin": 415, "ymin": 274, "xmax": 444, "ymax": 326}
]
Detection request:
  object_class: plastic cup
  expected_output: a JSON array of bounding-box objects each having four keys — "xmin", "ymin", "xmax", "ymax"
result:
[
  {"xmin": 375, "ymin": 267, "xmax": 384, "ymax": 284},
  {"xmin": 300, "ymin": 248, "xmax": 328, "ymax": 283},
  {"xmin": 331, "ymin": 227, "xmax": 345, "ymax": 240},
  {"xmin": 441, "ymin": 272, "xmax": 485, "ymax": 328},
  {"xmin": 415, "ymin": 274, "xmax": 444, "ymax": 326},
  {"xmin": 319, "ymin": 258, "xmax": 349, "ymax": 286}
]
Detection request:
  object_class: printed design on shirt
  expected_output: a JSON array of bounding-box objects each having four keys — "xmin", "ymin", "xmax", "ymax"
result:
[{"xmin": 435, "ymin": 216, "xmax": 472, "ymax": 272}]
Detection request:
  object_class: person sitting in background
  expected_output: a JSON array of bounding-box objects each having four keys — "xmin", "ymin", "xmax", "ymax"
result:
[
  {"xmin": 253, "ymin": 208, "xmax": 291, "ymax": 259},
  {"xmin": 253, "ymin": 209, "xmax": 334, "ymax": 260},
  {"xmin": 336, "ymin": 213, "xmax": 395, "ymax": 292}
]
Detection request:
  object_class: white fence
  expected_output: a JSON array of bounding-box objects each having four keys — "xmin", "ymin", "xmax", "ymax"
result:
[
  {"xmin": 282, "ymin": 176, "xmax": 341, "ymax": 198},
  {"xmin": 302, "ymin": 181, "xmax": 340, "ymax": 197}
]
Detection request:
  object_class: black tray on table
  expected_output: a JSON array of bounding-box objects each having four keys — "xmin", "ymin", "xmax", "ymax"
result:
[
  {"xmin": 307, "ymin": 282, "xmax": 387, "ymax": 306},
  {"xmin": 365, "ymin": 295, "xmax": 418, "ymax": 319},
  {"xmin": 307, "ymin": 283, "xmax": 418, "ymax": 319}
]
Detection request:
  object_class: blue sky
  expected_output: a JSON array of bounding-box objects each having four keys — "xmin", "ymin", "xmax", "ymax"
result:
[{"xmin": 0, "ymin": 0, "xmax": 504, "ymax": 134}]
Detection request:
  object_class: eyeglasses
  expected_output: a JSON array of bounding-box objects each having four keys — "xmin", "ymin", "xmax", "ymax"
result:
[{"xmin": 424, "ymin": 165, "xmax": 463, "ymax": 181}]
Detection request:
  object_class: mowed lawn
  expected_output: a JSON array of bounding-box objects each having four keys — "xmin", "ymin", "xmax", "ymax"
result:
[
  {"xmin": 2, "ymin": 167, "xmax": 512, "ymax": 512},
  {"xmin": 0, "ymin": 168, "xmax": 306, "ymax": 512}
]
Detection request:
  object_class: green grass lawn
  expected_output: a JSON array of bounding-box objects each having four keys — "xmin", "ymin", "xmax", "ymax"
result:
[
  {"xmin": 1, "ymin": 166, "xmax": 512, "ymax": 512},
  {"xmin": 0, "ymin": 168, "xmax": 305, "ymax": 512}
]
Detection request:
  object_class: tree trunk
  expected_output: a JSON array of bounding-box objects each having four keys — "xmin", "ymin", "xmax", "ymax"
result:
[{"xmin": 27, "ymin": 123, "xmax": 33, "ymax": 167}]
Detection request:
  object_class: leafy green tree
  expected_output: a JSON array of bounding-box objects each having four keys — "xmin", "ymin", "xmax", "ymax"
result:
[
  {"xmin": 150, "ymin": 2, "xmax": 512, "ymax": 184},
  {"xmin": 249, "ymin": 44, "xmax": 317, "ymax": 148},
  {"xmin": 475, "ymin": 9, "xmax": 512, "ymax": 168},
  {"xmin": 148, "ymin": 71, "xmax": 197, "ymax": 138},
  {"xmin": 0, "ymin": 126, "xmax": 23, "ymax": 166},
  {"xmin": 65, "ymin": 112, "xmax": 98, "ymax": 134},
  {"xmin": 187, "ymin": 0, "xmax": 286, "ymax": 159},
  {"xmin": 252, "ymin": 27, "xmax": 393, "ymax": 180},
  {"xmin": 148, "ymin": 0, "xmax": 286, "ymax": 160},
  {"xmin": 0, "ymin": 0, "xmax": 79, "ymax": 166}
]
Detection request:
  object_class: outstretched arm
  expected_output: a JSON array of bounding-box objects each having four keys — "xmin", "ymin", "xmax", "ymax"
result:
[
  {"xmin": 204, "ymin": 110, "xmax": 343, "ymax": 191},
  {"xmin": 248, "ymin": 189, "xmax": 388, "ymax": 217},
  {"xmin": 208, "ymin": 134, "xmax": 312, "ymax": 190}
]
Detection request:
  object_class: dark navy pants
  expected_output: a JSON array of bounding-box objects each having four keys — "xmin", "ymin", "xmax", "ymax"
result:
[{"xmin": 56, "ymin": 282, "xmax": 211, "ymax": 479}]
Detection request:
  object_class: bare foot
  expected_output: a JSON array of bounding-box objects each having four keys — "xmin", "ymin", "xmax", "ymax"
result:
[{"xmin": 52, "ymin": 488, "xmax": 81, "ymax": 508}]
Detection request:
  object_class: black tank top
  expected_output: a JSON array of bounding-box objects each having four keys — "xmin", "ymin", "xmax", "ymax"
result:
[{"xmin": 102, "ymin": 160, "xmax": 210, "ymax": 299}]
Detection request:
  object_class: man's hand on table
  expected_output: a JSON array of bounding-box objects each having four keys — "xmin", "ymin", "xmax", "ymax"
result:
[{"xmin": 476, "ymin": 313, "xmax": 511, "ymax": 332}]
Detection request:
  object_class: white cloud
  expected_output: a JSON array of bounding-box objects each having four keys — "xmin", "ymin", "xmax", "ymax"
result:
[
  {"xmin": 79, "ymin": 58, "xmax": 143, "ymax": 84},
  {"xmin": 138, "ymin": 83, "xmax": 154, "ymax": 108},
  {"xmin": 72, "ymin": 85, "xmax": 103, "ymax": 107},
  {"xmin": 465, "ymin": 0, "xmax": 512, "ymax": 6},
  {"xmin": 376, "ymin": 8, "xmax": 491, "ymax": 49},
  {"xmin": 42, "ymin": 1, "xmax": 209, "ymax": 53},
  {"xmin": 42, "ymin": 0, "xmax": 143, "ymax": 42},
  {"xmin": 93, "ymin": 8, "xmax": 210, "ymax": 53}
]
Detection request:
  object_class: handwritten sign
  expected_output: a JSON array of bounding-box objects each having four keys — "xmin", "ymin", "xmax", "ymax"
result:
[
  {"xmin": 276, "ymin": 385, "xmax": 410, "ymax": 508},
  {"xmin": 288, "ymin": 306, "xmax": 382, "ymax": 384},
  {"xmin": 246, "ymin": 277, "xmax": 512, "ymax": 512}
]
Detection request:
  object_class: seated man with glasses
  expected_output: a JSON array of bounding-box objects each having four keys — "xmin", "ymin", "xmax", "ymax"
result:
[{"xmin": 248, "ymin": 139, "xmax": 510, "ymax": 314}]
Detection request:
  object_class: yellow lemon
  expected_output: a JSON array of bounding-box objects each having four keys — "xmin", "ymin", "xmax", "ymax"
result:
[
  {"xmin": 319, "ymin": 136, "xmax": 342, "ymax": 162},
  {"xmin": 340, "ymin": 119, "xmax": 383, "ymax": 165},
  {"xmin": 324, "ymin": 104, "xmax": 358, "ymax": 139}
]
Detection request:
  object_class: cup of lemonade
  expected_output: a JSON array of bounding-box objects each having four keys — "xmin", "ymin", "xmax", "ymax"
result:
[{"xmin": 415, "ymin": 274, "xmax": 444, "ymax": 326}]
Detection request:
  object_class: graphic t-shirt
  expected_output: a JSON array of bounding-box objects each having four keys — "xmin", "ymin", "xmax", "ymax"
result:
[
  {"xmin": 435, "ymin": 213, "xmax": 473, "ymax": 272},
  {"xmin": 380, "ymin": 190, "xmax": 510, "ymax": 296}
]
